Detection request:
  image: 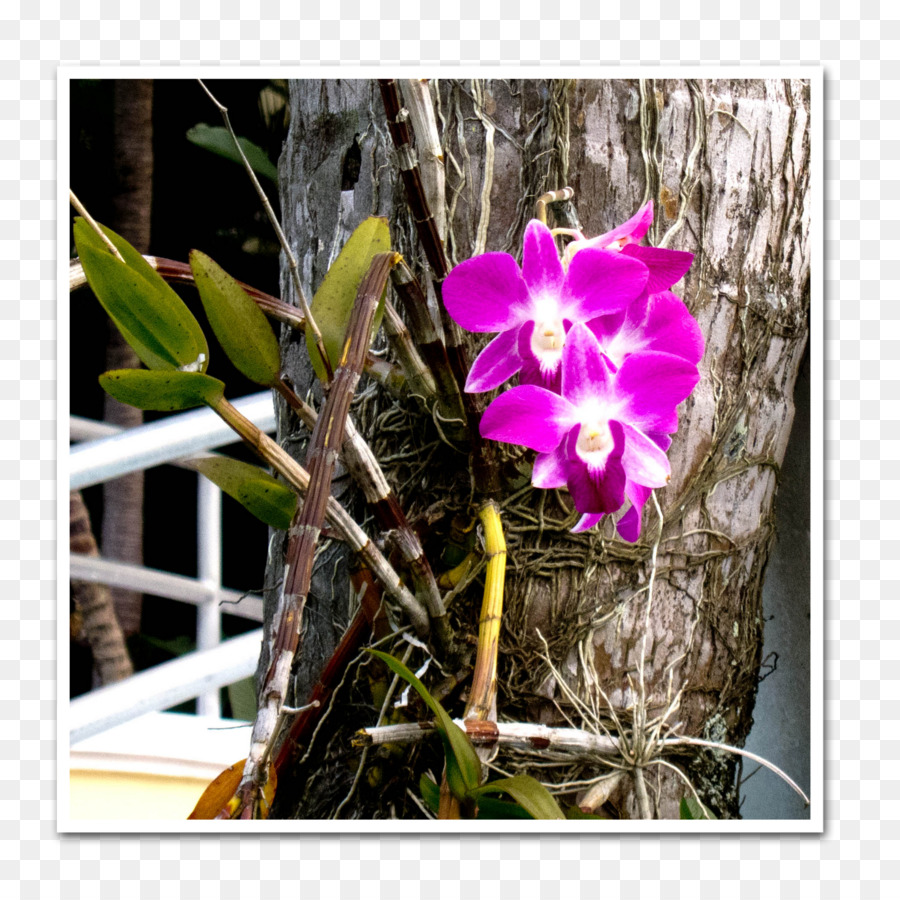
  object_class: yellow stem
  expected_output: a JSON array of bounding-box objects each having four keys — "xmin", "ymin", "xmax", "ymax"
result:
[{"xmin": 464, "ymin": 501, "xmax": 506, "ymax": 722}]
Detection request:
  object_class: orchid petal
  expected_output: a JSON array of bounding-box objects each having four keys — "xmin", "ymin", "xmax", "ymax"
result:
[
  {"xmin": 465, "ymin": 326, "xmax": 524, "ymax": 393},
  {"xmin": 571, "ymin": 513, "xmax": 604, "ymax": 533},
  {"xmin": 563, "ymin": 419, "xmax": 626, "ymax": 514},
  {"xmin": 615, "ymin": 482, "xmax": 653, "ymax": 542},
  {"xmin": 518, "ymin": 321, "xmax": 563, "ymax": 392},
  {"xmin": 442, "ymin": 253, "xmax": 530, "ymax": 332},
  {"xmin": 563, "ymin": 248, "xmax": 649, "ymax": 321},
  {"xmin": 643, "ymin": 292, "xmax": 705, "ymax": 365},
  {"xmin": 561, "ymin": 323, "xmax": 614, "ymax": 408},
  {"xmin": 586, "ymin": 306, "xmax": 629, "ymax": 348},
  {"xmin": 522, "ymin": 220, "xmax": 564, "ymax": 296},
  {"xmin": 590, "ymin": 200, "xmax": 654, "ymax": 248},
  {"xmin": 532, "ymin": 435, "xmax": 572, "ymax": 489},
  {"xmin": 587, "ymin": 291, "xmax": 704, "ymax": 370},
  {"xmin": 619, "ymin": 421, "xmax": 671, "ymax": 487},
  {"xmin": 616, "ymin": 351, "xmax": 700, "ymax": 434},
  {"xmin": 480, "ymin": 385, "xmax": 575, "ymax": 452},
  {"xmin": 565, "ymin": 453, "xmax": 626, "ymax": 515},
  {"xmin": 621, "ymin": 244, "xmax": 693, "ymax": 293}
]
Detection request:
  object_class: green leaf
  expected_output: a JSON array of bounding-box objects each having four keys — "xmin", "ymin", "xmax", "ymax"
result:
[
  {"xmin": 226, "ymin": 676, "xmax": 258, "ymax": 722},
  {"xmin": 181, "ymin": 456, "xmax": 297, "ymax": 530},
  {"xmin": 367, "ymin": 649, "xmax": 482, "ymax": 801},
  {"xmin": 470, "ymin": 775, "xmax": 566, "ymax": 820},
  {"xmin": 679, "ymin": 796, "xmax": 716, "ymax": 820},
  {"xmin": 99, "ymin": 369, "xmax": 225, "ymax": 411},
  {"xmin": 306, "ymin": 217, "xmax": 391, "ymax": 382},
  {"xmin": 419, "ymin": 773, "xmax": 440, "ymax": 814},
  {"xmin": 73, "ymin": 218, "xmax": 209, "ymax": 373},
  {"xmin": 189, "ymin": 250, "xmax": 282, "ymax": 386},
  {"xmin": 474, "ymin": 795, "xmax": 536, "ymax": 820},
  {"xmin": 186, "ymin": 123, "xmax": 279, "ymax": 183}
]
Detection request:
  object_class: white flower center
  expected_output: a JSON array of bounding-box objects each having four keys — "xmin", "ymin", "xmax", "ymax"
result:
[
  {"xmin": 575, "ymin": 416, "xmax": 615, "ymax": 470},
  {"xmin": 531, "ymin": 317, "xmax": 566, "ymax": 354}
]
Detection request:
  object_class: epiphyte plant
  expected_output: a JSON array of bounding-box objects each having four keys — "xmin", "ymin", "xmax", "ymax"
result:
[{"xmin": 71, "ymin": 77, "xmax": 809, "ymax": 822}]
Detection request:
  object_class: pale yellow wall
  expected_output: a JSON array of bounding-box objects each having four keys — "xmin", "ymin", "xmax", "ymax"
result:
[{"xmin": 70, "ymin": 769, "xmax": 210, "ymax": 820}]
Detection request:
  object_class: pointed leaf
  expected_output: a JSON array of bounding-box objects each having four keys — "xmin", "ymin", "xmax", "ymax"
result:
[
  {"xmin": 306, "ymin": 217, "xmax": 391, "ymax": 381},
  {"xmin": 182, "ymin": 456, "xmax": 297, "ymax": 530},
  {"xmin": 73, "ymin": 218, "xmax": 209, "ymax": 372},
  {"xmin": 186, "ymin": 123, "xmax": 279, "ymax": 183},
  {"xmin": 367, "ymin": 649, "xmax": 482, "ymax": 800},
  {"xmin": 99, "ymin": 369, "xmax": 225, "ymax": 411},
  {"xmin": 225, "ymin": 676, "xmax": 259, "ymax": 722},
  {"xmin": 187, "ymin": 758, "xmax": 277, "ymax": 820},
  {"xmin": 190, "ymin": 250, "xmax": 282, "ymax": 386},
  {"xmin": 470, "ymin": 775, "xmax": 566, "ymax": 820},
  {"xmin": 474, "ymin": 795, "xmax": 536, "ymax": 820},
  {"xmin": 679, "ymin": 796, "xmax": 716, "ymax": 820},
  {"xmin": 419, "ymin": 773, "xmax": 441, "ymax": 814}
]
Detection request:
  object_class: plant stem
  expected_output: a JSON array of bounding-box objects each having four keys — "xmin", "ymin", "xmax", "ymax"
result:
[
  {"xmin": 196, "ymin": 79, "xmax": 333, "ymax": 382},
  {"xmin": 229, "ymin": 252, "xmax": 401, "ymax": 817},
  {"xmin": 463, "ymin": 501, "xmax": 506, "ymax": 724},
  {"xmin": 69, "ymin": 190, "xmax": 124, "ymax": 262}
]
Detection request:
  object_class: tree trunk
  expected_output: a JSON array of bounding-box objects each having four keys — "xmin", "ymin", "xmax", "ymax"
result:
[
  {"xmin": 101, "ymin": 79, "xmax": 154, "ymax": 639},
  {"xmin": 271, "ymin": 78, "xmax": 810, "ymax": 819},
  {"xmin": 70, "ymin": 491, "xmax": 134, "ymax": 684}
]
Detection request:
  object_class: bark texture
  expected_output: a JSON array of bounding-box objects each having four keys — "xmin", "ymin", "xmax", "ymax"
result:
[
  {"xmin": 70, "ymin": 491, "xmax": 134, "ymax": 685},
  {"xmin": 273, "ymin": 78, "xmax": 810, "ymax": 819},
  {"xmin": 266, "ymin": 81, "xmax": 399, "ymax": 711},
  {"xmin": 101, "ymin": 78, "xmax": 154, "ymax": 638}
]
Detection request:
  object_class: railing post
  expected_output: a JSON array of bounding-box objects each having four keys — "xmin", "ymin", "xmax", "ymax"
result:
[{"xmin": 196, "ymin": 475, "xmax": 222, "ymax": 717}]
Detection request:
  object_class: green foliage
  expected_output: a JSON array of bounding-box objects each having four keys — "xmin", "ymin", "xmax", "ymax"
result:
[
  {"xmin": 679, "ymin": 796, "xmax": 717, "ymax": 820},
  {"xmin": 369, "ymin": 650, "xmax": 567, "ymax": 820},
  {"xmin": 474, "ymin": 795, "xmax": 537, "ymax": 820},
  {"xmin": 186, "ymin": 123, "xmax": 279, "ymax": 183},
  {"xmin": 306, "ymin": 217, "xmax": 391, "ymax": 381},
  {"xmin": 226, "ymin": 676, "xmax": 259, "ymax": 722},
  {"xmin": 470, "ymin": 775, "xmax": 566, "ymax": 821},
  {"xmin": 98, "ymin": 369, "xmax": 225, "ymax": 411},
  {"xmin": 73, "ymin": 218, "xmax": 209, "ymax": 373},
  {"xmin": 181, "ymin": 456, "xmax": 297, "ymax": 530},
  {"xmin": 419, "ymin": 773, "xmax": 441, "ymax": 813},
  {"xmin": 369, "ymin": 649, "xmax": 481, "ymax": 803},
  {"xmin": 190, "ymin": 249, "xmax": 282, "ymax": 386}
]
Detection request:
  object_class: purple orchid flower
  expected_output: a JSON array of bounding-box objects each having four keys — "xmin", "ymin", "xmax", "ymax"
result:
[
  {"xmin": 480, "ymin": 323, "xmax": 699, "ymax": 539},
  {"xmin": 587, "ymin": 289, "xmax": 705, "ymax": 372},
  {"xmin": 564, "ymin": 200, "xmax": 693, "ymax": 296},
  {"xmin": 442, "ymin": 219, "xmax": 649, "ymax": 393}
]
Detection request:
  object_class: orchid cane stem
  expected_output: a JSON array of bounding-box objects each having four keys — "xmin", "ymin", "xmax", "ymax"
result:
[{"xmin": 464, "ymin": 501, "xmax": 507, "ymax": 724}]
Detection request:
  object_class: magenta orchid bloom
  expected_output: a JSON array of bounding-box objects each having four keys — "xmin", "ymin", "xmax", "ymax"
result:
[
  {"xmin": 442, "ymin": 219, "xmax": 649, "ymax": 393},
  {"xmin": 560, "ymin": 201, "xmax": 699, "ymax": 373},
  {"xmin": 588, "ymin": 289, "xmax": 705, "ymax": 372},
  {"xmin": 480, "ymin": 324, "xmax": 699, "ymax": 539},
  {"xmin": 564, "ymin": 201, "xmax": 693, "ymax": 297}
]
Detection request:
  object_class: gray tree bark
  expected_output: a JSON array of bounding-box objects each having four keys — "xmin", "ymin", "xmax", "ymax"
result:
[
  {"xmin": 102, "ymin": 79, "xmax": 154, "ymax": 640},
  {"xmin": 271, "ymin": 78, "xmax": 810, "ymax": 820}
]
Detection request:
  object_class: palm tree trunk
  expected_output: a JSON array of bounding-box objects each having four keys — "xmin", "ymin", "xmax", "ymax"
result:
[
  {"xmin": 101, "ymin": 78, "xmax": 154, "ymax": 638},
  {"xmin": 270, "ymin": 77, "xmax": 810, "ymax": 819}
]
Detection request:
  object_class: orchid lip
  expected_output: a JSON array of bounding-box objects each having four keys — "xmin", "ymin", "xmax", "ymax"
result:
[
  {"xmin": 575, "ymin": 419, "xmax": 615, "ymax": 468},
  {"xmin": 530, "ymin": 317, "xmax": 567, "ymax": 372}
]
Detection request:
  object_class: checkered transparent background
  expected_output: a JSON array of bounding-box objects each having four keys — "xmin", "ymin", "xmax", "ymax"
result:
[{"xmin": 3, "ymin": 0, "xmax": 894, "ymax": 895}]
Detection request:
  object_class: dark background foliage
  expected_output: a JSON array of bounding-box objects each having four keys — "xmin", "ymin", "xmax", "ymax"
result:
[{"xmin": 69, "ymin": 79, "xmax": 287, "ymax": 702}]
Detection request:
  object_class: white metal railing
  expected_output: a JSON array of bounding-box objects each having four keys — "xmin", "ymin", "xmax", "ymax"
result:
[
  {"xmin": 69, "ymin": 390, "xmax": 277, "ymax": 738},
  {"xmin": 70, "ymin": 392, "xmax": 276, "ymax": 490},
  {"xmin": 69, "ymin": 629, "xmax": 264, "ymax": 744}
]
